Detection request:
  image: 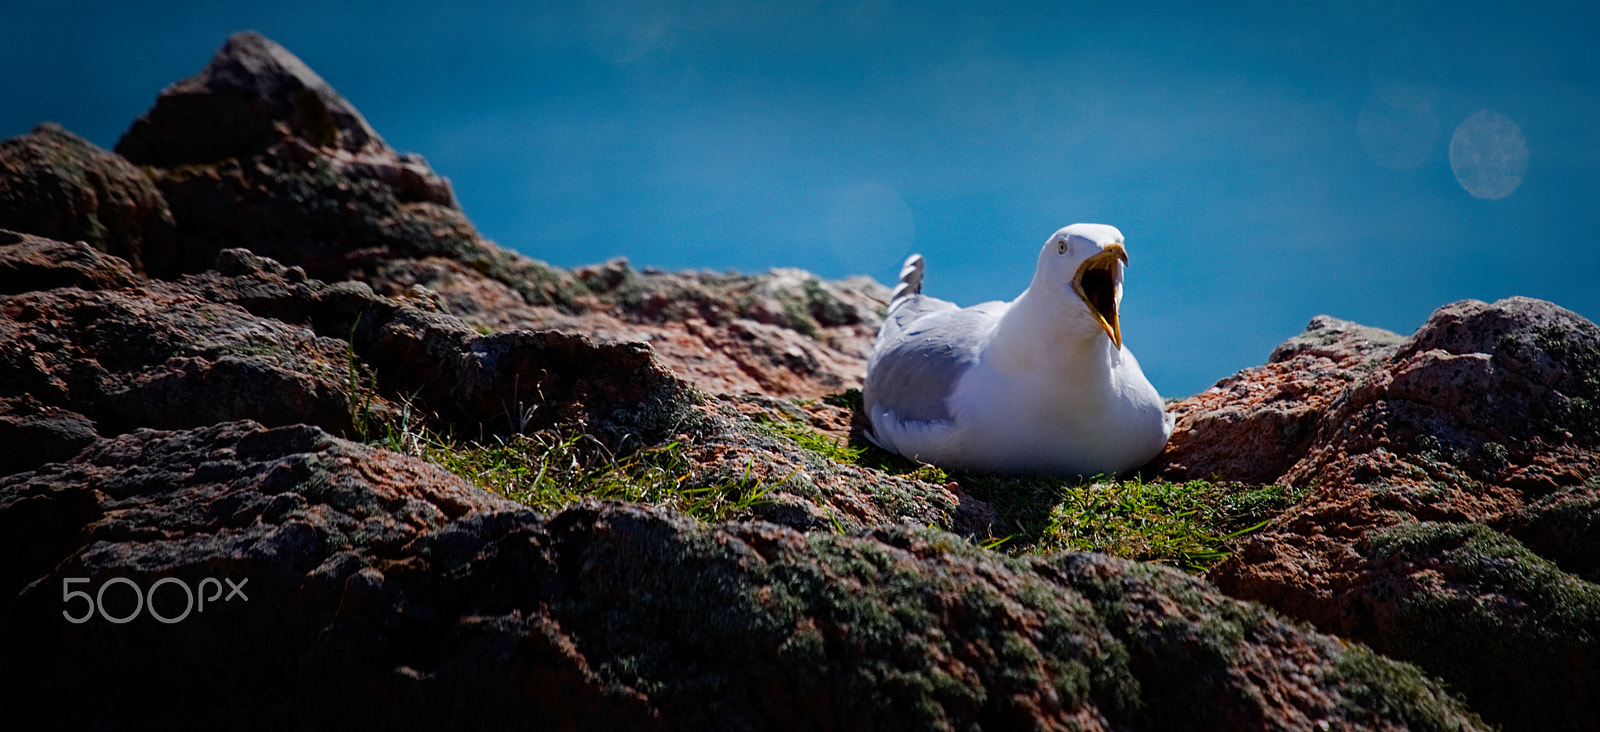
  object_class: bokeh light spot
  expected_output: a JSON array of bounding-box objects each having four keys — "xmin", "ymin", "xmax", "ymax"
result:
[{"xmin": 1449, "ymin": 109, "xmax": 1528, "ymax": 200}]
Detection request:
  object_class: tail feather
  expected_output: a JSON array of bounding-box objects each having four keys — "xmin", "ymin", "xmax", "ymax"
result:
[{"xmin": 890, "ymin": 253, "xmax": 924, "ymax": 307}]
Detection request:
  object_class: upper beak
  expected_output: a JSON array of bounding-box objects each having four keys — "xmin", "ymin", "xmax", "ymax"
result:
[{"xmin": 1072, "ymin": 243, "xmax": 1126, "ymax": 349}]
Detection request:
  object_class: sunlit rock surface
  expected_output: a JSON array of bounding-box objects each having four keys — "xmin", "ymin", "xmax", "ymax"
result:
[{"xmin": 2, "ymin": 30, "xmax": 1595, "ymax": 731}]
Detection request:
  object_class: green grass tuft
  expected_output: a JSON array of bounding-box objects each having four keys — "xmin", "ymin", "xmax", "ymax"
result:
[
  {"xmin": 964, "ymin": 475, "xmax": 1300, "ymax": 571},
  {"xmin": 763, "ymin": 418, "xmax": 866, "ymax": 465},
  {"xmin": 344, "ymin": 315, "xmax": 383, "ymax": 443},
  {"xmin": 382, "ymin": 426, "xmax": 783, "ymax": 523},
  {"xmin": 367, "ymin": 383, "xmax": 1300, "ymax": 574}
]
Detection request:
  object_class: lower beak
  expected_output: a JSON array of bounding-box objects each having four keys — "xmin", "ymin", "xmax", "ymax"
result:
[{"xmin": 1102, "ymin": 310, "xmax": 1123, "ymax": 350}]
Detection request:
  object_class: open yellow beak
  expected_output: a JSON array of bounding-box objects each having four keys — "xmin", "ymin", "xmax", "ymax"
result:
[{"xmin": 1071, "ymin": 243, "xmax": 1127, "ymax": 349}]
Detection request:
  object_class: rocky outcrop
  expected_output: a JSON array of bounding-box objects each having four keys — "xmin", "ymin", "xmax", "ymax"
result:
[
  {"xmin": 0, "ymin": 229, "xmax": 139, "ymax": 294},
  {"xmin": 0, "ymin": 234, "xmax": 367, "ymax": 467},
  {"xmin": 1, "ymin": 421, "xmax": 1484, "ymax": 730},
  {"xmin": 0, "ymin": 123, "xmax": 176, "ymax": 275},
  {"xmin": 114, "ymin": 31, "xmax": 468, "ymax": 280},
  {"xmin": 1155, "ymin": 315, "xmax": 1405, "ymax": 484},
  {"xmin": 458, "ymin": 260, "xmax": 889, "ymax": 398},
  {"xmin": 1158, "ymin": 298, "xmax": 1600, "ymax": 732},
  {"xmin": 2, "ymin": 29, "xmax": 1594, "ymax": 731},
  {"xmin": 1159, "ymin": 299, "xmax": 1598, "ymax": 502},
  {"xmin": 0, "ymin": 231, "xmax": 700, "ymax": 467},
  {"xmin": 117, "ymin": 31, "xmax": 388, "ymax": 169},
  {"xmin": 0, "ymin": 229, "xmax": 968, "ymax": 534},
  {"xmin": 108, "ymin": 30, "xmax": 876, "ymax": 400}
]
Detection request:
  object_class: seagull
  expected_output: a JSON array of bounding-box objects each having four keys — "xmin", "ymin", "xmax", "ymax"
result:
[{"xmin": 863, "ymin": 224, "xmax": 1173, "ymax": 477}]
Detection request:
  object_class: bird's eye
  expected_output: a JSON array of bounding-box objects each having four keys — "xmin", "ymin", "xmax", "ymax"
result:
[{"xmin": 1057, "ymin": 241, "xmax": 1067, "ymax": 254}]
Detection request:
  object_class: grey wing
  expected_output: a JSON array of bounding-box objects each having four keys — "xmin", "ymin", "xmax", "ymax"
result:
[{"xmin": 865, "ymin": 298, "xmax": 1000, "ymax": 424}]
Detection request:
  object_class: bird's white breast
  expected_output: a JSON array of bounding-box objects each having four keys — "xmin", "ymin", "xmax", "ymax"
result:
[{"xmin": 935, "ymin": 345, "xmax": 1171, "ymax": 476}]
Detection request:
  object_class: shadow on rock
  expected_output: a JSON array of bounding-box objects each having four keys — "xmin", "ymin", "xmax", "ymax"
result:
[{"xmin": 1, "ymin": 421, "xmax": 1485, "ymax": 731}]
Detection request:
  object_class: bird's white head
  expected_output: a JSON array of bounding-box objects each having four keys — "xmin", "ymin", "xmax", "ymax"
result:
[{"xmin": 1035, "ymin": 223, "xmax": 1128, "ymax": 349}]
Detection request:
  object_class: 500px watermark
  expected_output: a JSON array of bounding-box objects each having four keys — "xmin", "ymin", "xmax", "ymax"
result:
[{"xmin": 62, "ymin": 576, "xmax": 249, "ymax": 624}]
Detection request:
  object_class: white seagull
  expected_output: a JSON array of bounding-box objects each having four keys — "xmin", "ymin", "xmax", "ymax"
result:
[{"xmin": 863, "ymin": 224, "xmax": 1173, "ymax": 477}]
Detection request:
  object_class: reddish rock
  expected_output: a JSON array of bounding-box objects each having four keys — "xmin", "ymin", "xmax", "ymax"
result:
[
  {"xmin": 11, "ymin": 28, "xmax": 1594, "ymax": 731},
  {"xmin": 0, "ymin": 234, "xmax": 703, "ymax": 463},
  {"xmin": 115, "ymin": 31, "xmax": 468, "ymax": 279},
  {"xmin": 0, "ymin": 230, "xmax": 139, "ymax": 294},
  {"xmin": 684, "ymin": 394, "xmax": 985, "ymax": 534},
  {"xmin": 117, "ymin": 31, "xmax": 387, "ymax": 167},
  {"xmin": 0, "ymin": 233, "xmax": 968, "ymax": 536},
  {"xmin": 0, "ymin": 394, "xmax": 97, "ymax": 476},
  {"xmin": 1163, "ymin": 299, "xmax": 1599, "ymax": 497},
  {"xmin": 1184, "ymin": 298, "xmax": 1600, "ymax": 732},
  {"xmin": 0, "ymin": 236, "xmax": 372, "ymax": 446},
  {"xmin": 105, "ymin": 31, "xmax": 877, "ymax": 400},
  {"xmin": 1154, "ymin": 315, "xmax": 1403, "ymax": 483},
  {"xmin": 0, "ymin": 124, "xmax": 176, "ymax": 274},
  {"xmin": 191, "ymin": 247, "xmax": 699, "ymax": 449},
  {"xmin": 1, "ymin": 421, "xmax": 1485, "ymax": 731},
  {"xmin": 382, "ymin": 255, "xmax": 889, "ymax": 400},
  {"xmin": 1282, "ymin": 297, "xmax": 1600, "ymax": 494}
]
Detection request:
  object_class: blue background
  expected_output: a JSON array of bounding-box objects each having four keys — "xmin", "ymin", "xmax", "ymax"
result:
[{"xmin": 5, "ymin": 0, "xmax": 1597, "ymax": 398}]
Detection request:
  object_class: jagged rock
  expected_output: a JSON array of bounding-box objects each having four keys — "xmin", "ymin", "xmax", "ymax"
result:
[
  {"xmin": 0, "ymin": 237, "xmax": 374, "ymax": 448},
  {"xmin": 430, "ymin": 257, "xmax": 890, "ymax": 398},
  {"xmin": 1175, "ymin": 298, "xmax": 1600, "ymax": 732},
  {"xmin": 106, "ymin": 31, "xmax": 875, "ymax": 399},
  {"xmin": 683, "ymin": 393, "xmax": 987, "ymax": 535},
  {"xmin": 1160, "ymin": 298, "xmax": 1599, "ymax": 494},
  {"xmin": 116, "ymin": 31, "xmax": 466, "ymax": 278},
  {"xmin": 0, "ymin": 233, "xmax": 964, "ymax": 533},
  {"xmin": 1283, "ymin": 297, "xmax": 1600, "ymax": 492},
  {"xmin": 6, "ymin": 28, "xmax": 1597, "ymax": 731},
  {"xmin": 191, "ymin": 246, "xmax": 699, "ymax": 449},
  {"xmin": 0, "ymin": 421, "xmax": 1485, "ymax": 730},
  {"xmin": 1154, "ymin": 315, "xmax": 1405, "ymax": 483},
  {"xmin": 0, "ymin": 394, "xmax": 97, "ymax": 476},
  {"xmin": 0, "ymin": 421, "xmax": 513, "ymax": 729},
  {"xmin": 262, "ymin": 240, "xmax": 975, "ymax": 532},
  {"xmin": 0, "ymin": 124, "xmax": 176, "ymax": 274},
  {"xmin": 117, "ymin": 30, "xmax": 385, "ymax": 168},
  {"xmin": 0, "ymin": 235, "xmax": 702, "ymax": 463},
  {"xmin": 0, "ymin": 230, "xmax": 140, "ymax": 294}
]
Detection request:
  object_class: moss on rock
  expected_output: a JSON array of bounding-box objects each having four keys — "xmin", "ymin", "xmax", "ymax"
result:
[{"xmin": 1358, "ymin": 521, "xmax": 1600, "ymax": 731}]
